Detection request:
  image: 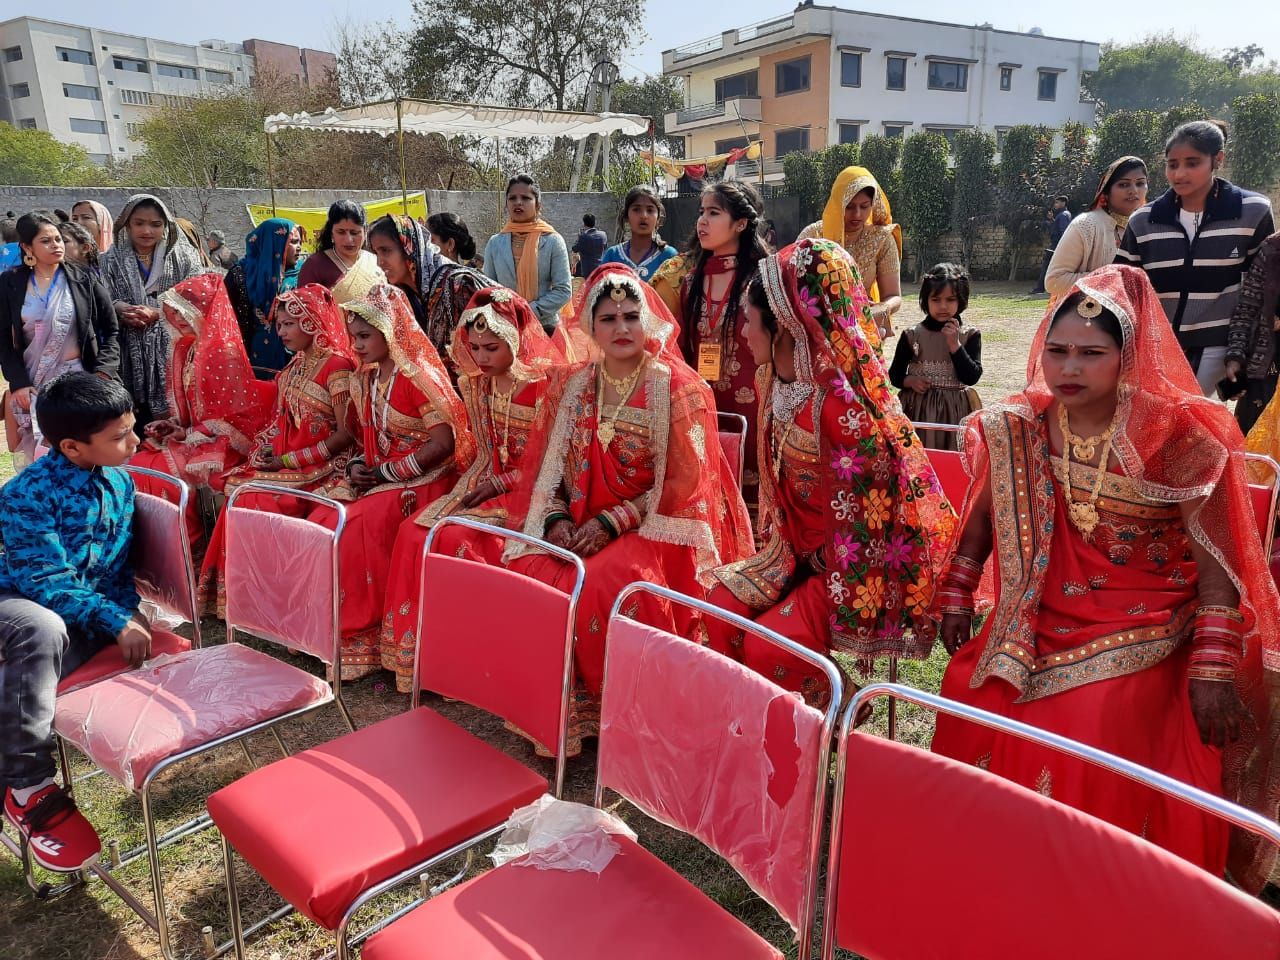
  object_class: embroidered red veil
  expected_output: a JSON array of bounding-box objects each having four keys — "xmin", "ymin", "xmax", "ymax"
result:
[
  {"xmin": 505, "ymin": 263, "xmax": 753, "ymax": 578},
  {"xmin": 446, "ymin": 286, "xmax": 561, "ymax": 382},
  {"xmin": 958, "ymin": 263, "xmax": 1280, "ymax": 889},
  {"xmin": 159, "ymin": 272, "xmax": 271, "ymax": 454},
  {"xmin": 761, "ymin": 239, "xmax": 957, "ymax": 658},
  {"xmin": 277, "ymin": 283, "xmax": 353, "ymax": 363},
  {"xmin": 341, "ymin": 283, "xmax": 477, "ymax": 472}
]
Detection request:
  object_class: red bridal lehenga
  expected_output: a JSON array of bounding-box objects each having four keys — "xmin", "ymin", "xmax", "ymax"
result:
[{"xmin": 932, "ymin": 265, "xmax": 1280, "ymax": 891}]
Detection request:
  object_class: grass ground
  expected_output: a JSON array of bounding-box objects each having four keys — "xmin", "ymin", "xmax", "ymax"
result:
[{"xmin": 0, "ymin": 284, "xmax": 1049, "ymax": 959}]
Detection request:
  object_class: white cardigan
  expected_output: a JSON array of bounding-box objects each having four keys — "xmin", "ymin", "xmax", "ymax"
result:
[{"xmin": 1045, "ymin": 209, "xmax": 1126, "ymax": 299}]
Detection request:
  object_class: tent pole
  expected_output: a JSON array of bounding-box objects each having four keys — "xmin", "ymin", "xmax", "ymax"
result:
[
  {"xmin": 649, "ymin": 117, "xmax": 657, "ymax": 189},
  {"xmin": 494, "ymin": 137, "xmax": 503, "ymax": 219},
  {"xmin": 264, "ymin": 129, "xmax": 277, "ymax": 216},
  {"xmin": 396, "ymin": 97, "xmax": 409, "ymax": 215}
]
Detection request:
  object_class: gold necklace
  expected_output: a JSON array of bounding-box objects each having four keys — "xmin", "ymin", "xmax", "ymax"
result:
[
  {"xmin": 596, "ymin": 358, "xmax": 646, "ymax": 448},
  {"xmin": 490, "ymin": 378, "xmax": 517, "ymax": 465},
  {"xmin": 1055, "ymin": 404, "xmax": 1119, "ymax": 540},
  {"xmin": 771, "ymin": 416, "xmax": 795, "ymax": 482}
]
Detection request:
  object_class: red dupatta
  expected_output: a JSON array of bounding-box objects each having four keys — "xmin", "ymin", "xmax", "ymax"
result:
[
  {"xmin": 159, "ymin": 272, "xmax": 270, "ymax": 454},
  {"xmin": 760, "ymin": 238, "xmax": 957, "ymax": 659},
  {"xmin": 505, "ymin": 263, "xmax": 753, "ymax": 578}
]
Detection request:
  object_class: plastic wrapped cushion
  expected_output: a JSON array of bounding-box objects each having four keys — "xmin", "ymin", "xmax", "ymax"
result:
[
  {"xmin": 54, "ymin": 645, "xmax": 330, "ymax": 791},
  {"xmin": 132, "ymin": 489, "xmax": 198, "ymax": 623},
  {"xmin": 225, "ymin": 505, "xmax": 337, "ymax": 663},
  {"xmin": 420, "ymin": 554, "xmax": 573, "ymax": 752},
  {"xmin": 490, "ymin": 796, "xmax": 636, "ymax": 874},
  {"xmin": 717, "ymin": 430, "xmax": 743, "ymax": 483},
  {"xmin": 834, "ymin": 734, "xmax": 1280, "ymax": 958},
  {"xmin": 598, "ymin": 617, "xmax": 823, "ymax": 932}
]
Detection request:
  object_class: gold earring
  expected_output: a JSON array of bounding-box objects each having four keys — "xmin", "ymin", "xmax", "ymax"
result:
[{"xmin": 23, "ymin": 252, "xmax": 36, "ymax": 267}]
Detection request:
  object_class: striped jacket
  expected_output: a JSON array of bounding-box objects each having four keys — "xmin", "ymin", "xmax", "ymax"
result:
[{"xmin": 1115, "ymin": 180, "xmax": 1274, "ymax": 352}]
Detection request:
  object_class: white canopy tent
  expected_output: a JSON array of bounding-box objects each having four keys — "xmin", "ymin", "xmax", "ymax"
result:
[{"xmin": 261, "ymin": 97, "xmax": 652, "ymax": 212}]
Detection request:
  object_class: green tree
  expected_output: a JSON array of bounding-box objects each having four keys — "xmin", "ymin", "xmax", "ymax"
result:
[
  {"xmin": 406, "ymin": 0, "xmax": 644, "ymax": 112},
  {"xmin": 610, "ymin": 75, "xmax": 685, "ymax": 161},
  {"xmin": 0, "ymin": 123, "xmax": 104, "ymax": 186},
  {"xmin": 993, "ymin": 125, "xmax": 1043, "ymax": 280},
  {"xmin": 783, "ymin": 151, "xmax": 824, "ymax": 226},
  {"xmin": 820, "ymin": 142, "xmax": 860, "ymax": 195},
  {"xmin": 859, "ymin": 135, "xmax": 902, "ymax": 210},
  {"xmin": 1230, "ymin": 93, "xmax": 1280, "ymax": 192},
  {"xmin": 950, "ymin": 129, "xmax": 996, "ymax": 269},
  {"xmin": 1092, "ymin": 109, "xmax": 1162, "ymax": 172},
  {"xmin": 899, "ymin": 133, "xmax": 951, "ymax": 279}
]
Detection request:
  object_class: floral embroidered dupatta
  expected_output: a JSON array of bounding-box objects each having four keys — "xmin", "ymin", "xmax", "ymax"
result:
[
  {"xmin": 958, "ymin": 264, "xmax": 1280, "ymax": 890},
  {"xmin": 760, "ymin": 239, "xmax": 956, "ymax": 659}
]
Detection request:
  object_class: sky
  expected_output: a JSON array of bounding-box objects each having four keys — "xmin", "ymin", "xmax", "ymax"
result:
[{"xmin": 32, "ymin": 1, "xmax": 1280, "ymax": 82}]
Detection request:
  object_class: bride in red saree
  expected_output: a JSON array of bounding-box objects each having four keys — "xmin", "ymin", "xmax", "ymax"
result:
[
  {"xmin": 380, "ymin": 286, "xmax": 562, "ymax": 692},
  {"xmin": 197, "ymin": 283, "xmax": 357, "ymax": 613},
  {"xmin": 132, "ymin": 272, "xmax": 271, "ymax": 542},
  {"xmin": 455, "ymin": 263, "xmax": 752, "ymax": 746},
  {"xmin": 318, "ymin": 283, "xmax": 475, "ymax": 681},
  {"xmin": 932, "ymin": 265, "xmax": 1280, "ymax": 891},
  {"xmin": 706, "ymin": 238, "xmax": 957, "ymax": 703}
]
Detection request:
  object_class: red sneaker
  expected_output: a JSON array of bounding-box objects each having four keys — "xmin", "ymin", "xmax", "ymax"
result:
[{"xmin": 3, "ymin": 784, "xmax": 101, "ymax": 872}]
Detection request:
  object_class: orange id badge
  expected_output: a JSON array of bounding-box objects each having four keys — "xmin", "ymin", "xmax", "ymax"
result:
[{"xmin": 697, "ymin": 342, "xmax": 723, "ymax": 382}]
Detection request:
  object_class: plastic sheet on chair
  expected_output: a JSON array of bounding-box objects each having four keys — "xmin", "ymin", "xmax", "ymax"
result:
[
  {"xmin": 54, "ymin": 645, "xmax": 330, "ymax": 791},
  {"xmin": 598, "ymin": 618, "xmax": 824, "ymax": 933},
  {"xmin": 490, "ymin": 795, "xmax": 636, "ymax": 875},
  {"xmin": 132, "ymin": 491, "xmax": 197, "ymax": 623},
  {"xmin": 225, "ymin": 506, "xmax": 337, "ymax": 664}
]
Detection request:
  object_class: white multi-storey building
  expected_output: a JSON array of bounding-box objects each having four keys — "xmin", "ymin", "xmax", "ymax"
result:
[
  {"xmin": 0, "ymin": 16, "xmax": 335, "ymax": 164},
  {"xmin": 662, "ymin": 4, "xmax": 1101, "ymax": 180}
]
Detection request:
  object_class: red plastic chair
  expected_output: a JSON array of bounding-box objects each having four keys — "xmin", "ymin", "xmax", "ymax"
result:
[
  {"xmin": 48, "ymin": 480, "xmax": 347, "ymax": 959},
  {"xmin": 209, "ymin": 517, "xmax": 586, "ymax": 960},
  {"xmin": 358, "ymin": 581, "xmax": 844, "ymax": 960},
  {"xmin": 821, "ymin": 683, "xmax": 1280, "ymax": 959},
  {"xmin": 717, "ymin": 411, "xmax": 749, "ymax": 489}
]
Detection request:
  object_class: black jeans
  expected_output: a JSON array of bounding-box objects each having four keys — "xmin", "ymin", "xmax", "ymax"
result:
[{"xmin": 0, "ymin": 593, "xmax": 109, "ymax": 789}]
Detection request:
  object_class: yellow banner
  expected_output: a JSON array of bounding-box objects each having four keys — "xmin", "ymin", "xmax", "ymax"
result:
[{"xmin": 246, "ymin": 193, "xmax": 429, "ymax": 252}]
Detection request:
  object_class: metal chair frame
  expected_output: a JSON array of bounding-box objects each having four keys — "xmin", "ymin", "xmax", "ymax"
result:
[
  {"xmin": 821, "ymin": 682, "xmax": 1280, "ymax": 959},
  {"xmin": 1244, "ymin": 451, "xmax": 1280, "ymax": 557},
  {"xmin": 593, "ymin": 582, "xmax": 843, "ymax": 960},
  {"xmin": 716, "ymin": 410, "xmax": 749, "ymax": 487},
  {"xmin": 220, "ymin": 516, "xmax": 586, "ymax": 960},
  {"xmin": 4, "ymin": 476, "xmax": 353, "ymax": 960}
]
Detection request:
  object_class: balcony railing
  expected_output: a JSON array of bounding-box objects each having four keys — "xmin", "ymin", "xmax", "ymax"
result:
[
  {"xmin": 737, "ymin": 16, "xmax": 793, "ymax": 42},
  {"xmin": 670, "ymin": 97, "xmax": 761, "ymax": 128},
  {"xmin": 670, "ymin": 15, "xmax": 795, "ymax": 63},
  {"xmin": 672, "ymin": 36, "xmax": 724, "ymax": 62}
]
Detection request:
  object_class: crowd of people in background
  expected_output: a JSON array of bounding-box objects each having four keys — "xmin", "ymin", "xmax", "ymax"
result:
[{"xmin": 3, "ymin": 118, "xmax": 1280, "ymax": 902}]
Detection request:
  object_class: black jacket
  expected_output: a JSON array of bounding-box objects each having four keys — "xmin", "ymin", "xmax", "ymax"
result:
[{"xmin": 0, "ymin": 262, "xmax": 121, "ymax": 391}]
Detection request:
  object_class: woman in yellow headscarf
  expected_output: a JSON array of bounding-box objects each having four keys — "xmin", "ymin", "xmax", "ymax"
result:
[{"xmin": 799, "ymin": 166, "xmax": 903, "ymax": 344}]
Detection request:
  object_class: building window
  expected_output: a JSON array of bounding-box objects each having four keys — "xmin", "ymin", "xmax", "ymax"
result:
[
  {"xmin": 69, "ymin": 118, "xmax": 108, "ymax": 135},
  {"xmin": 714, "ymin": 136, "xmax": 752, "ymax": 153},
  {"xmin": 3, "ymin": 46, "xmax": 21, "ymax": 63},
  {"xmin": 838, "ymin": 122, "xmax": 861, "ymax": 144},
  {"xmin": 113, "ymin": 56, "xmax": 149, "ymax": 73},
  {"xmin": 127, "ymin": 122, "xmax": 144, "ymax": 138},
  {"xmin": 18, "ymin": 118, "xmax": 36, "ymax": 129},
  {"xmin": 63, "ymin": 83, "xmax": 102, "ymax": 101},
  {"xmin": 155, "ymin": 93, "xmax": 193, "ymax": 108},
  {"xmin": 120, "ymin": 89, "xmax": 153, "ymax": 106},
  {"xmin": 10, "ymin": 83, "xmax": 30, "ymax": 99},
  {"xmin": 714, "ymin": 70, "xmax": 758, "ymax": 102},
  {"xmin": 775, "ymin": 56, "xmax": 811, "ymax": 95},
  {"xmin": 926, "ymin": 127, "xmax": 961, "ymax": 145},
  {"xmin": 1000, "ymin": 67, "xmax": 1013, "ymax": 91},
  {"xmin": 884, "ymin": 124, "xmax": 905, "ymax": 140},
  {"xmin": 57, "ymin": 47, "xmax": 94, "ymax": 66},
  {"xmin": 1038, "ymin": 70, "xmax": 1059, "ymax": 101},
  {"xmin": 775, "ymin": 127, "xmax": 810, "ymax": 157},
  {"xmin": 927, "ymin": 61, "xmax": 968, "ymax": 91},
  {"xmin": 157, "ymin": 64, "xmax": 198, "ymax": 80},
  {"xmin": 205, "ymin": 69, "xmax": 233, "ymax": 85},
  {"xmin": 87, "ymin": 153, "xmax": 109, "ymax": 163},
  {"xmin": 886, "ymin": 56, "xmax": 907, "ymax": 91},
  {"xmin": 840, "ymin": 51, "xmax": 862, "ymax": 87}
]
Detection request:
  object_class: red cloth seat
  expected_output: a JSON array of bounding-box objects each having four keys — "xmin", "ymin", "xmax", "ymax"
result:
[
  {"xmin": 54, "ymin": 644, "xmax": 331, "ymax": 791},
  {"xmin": 56, "ymin": 628, "xmax": 191, "ymax": 695},
  {"xmin": 926, "ymin": 447, "xmax": 969, "ymax": 509},
  {"xmin": 207, "ymin": 707, "xmax": 547, "ymax": 930},
  {"xmin": 361, "ymin": 834, "xmax": 783, "ymax": 960}
]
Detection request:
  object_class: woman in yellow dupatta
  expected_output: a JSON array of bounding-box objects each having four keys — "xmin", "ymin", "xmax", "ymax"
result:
[
  {"xmin": 482, "ymin": 174, "xmax": 573, "ymax": 335},
  {"xmin": 799, "ymin": 165, "xmax": 903, "ymax": 347}
]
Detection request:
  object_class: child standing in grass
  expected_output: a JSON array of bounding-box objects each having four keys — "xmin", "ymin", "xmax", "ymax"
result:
[{"xmin": 888, "ymin": 262, "xmax": 983, "ymax": 450}]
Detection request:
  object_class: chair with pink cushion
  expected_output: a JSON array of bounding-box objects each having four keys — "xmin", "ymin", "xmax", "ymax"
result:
[
  {"xmin": 821, "ymin": 683, "xmax": 1280, "ymax": 959},
  {"xmin": 209, "ymin": 517, "xmax": 586, "ymax": 960},
  {"xmin": 49, "ymin": 479, "xmax": 350, "ymax": 960},
  {"xmin": 356, "ymin": 581, "xmax": 843, "ymax": 960},
  {"xmin": 717, "ymin": 411, "xmax": 749, "ymax": 489},
  {"xmin": 1245, "ymin": 452, "xmax": 1279, "ymax": 556}
]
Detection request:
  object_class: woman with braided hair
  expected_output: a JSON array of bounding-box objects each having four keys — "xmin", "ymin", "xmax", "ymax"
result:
[{"xmin": 651, "ymin": 180, "xmax": 771, "ymax": 510}]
